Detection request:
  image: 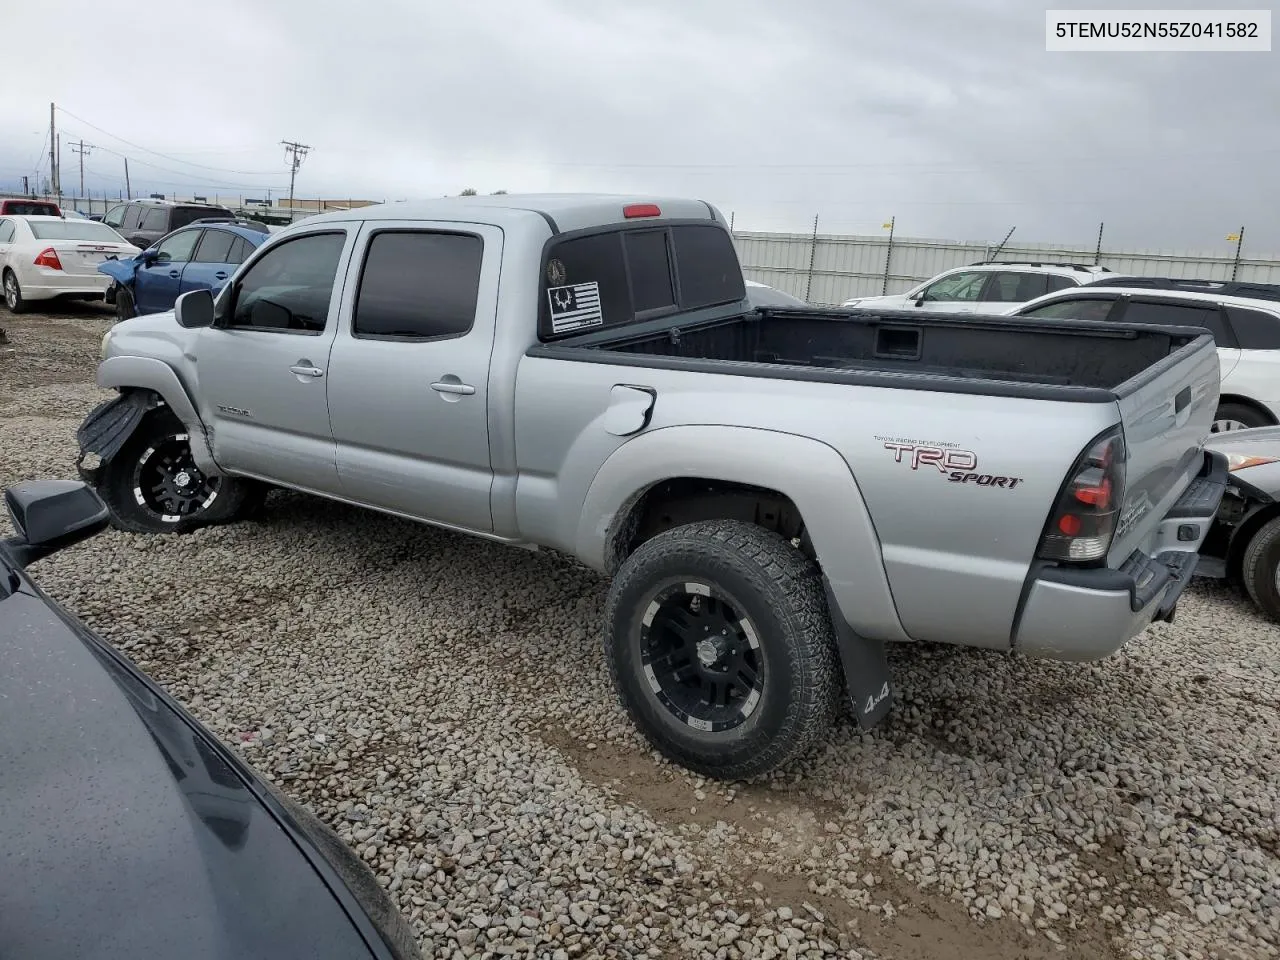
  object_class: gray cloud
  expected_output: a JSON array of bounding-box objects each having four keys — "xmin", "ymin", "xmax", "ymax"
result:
[{"xmin": 2, "ymin": 0, "xmax": 1276, "ymax": 253}]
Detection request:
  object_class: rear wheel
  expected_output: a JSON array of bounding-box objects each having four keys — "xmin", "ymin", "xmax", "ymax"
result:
[
  {"xmin": 3, "ymin": 270, "xmax": 26, "ymax": 314},
  {"xmin": 1213, "ymin": 402, "xmax": 1271, "ymax": 433},
  {"xmin": 96, "ymin": 408, "xmax": 262, "ymax": 534},
  {"xmin": 604, "ymin": 519, "xmax": 841, "ymax": 779},
  {"xmin": 1241, "ymin": 516, "xmax": 1280, "ymax": 623},
  {"xmin": 115, "ymin": 286, "xmax": 136, "ymax": 322}
]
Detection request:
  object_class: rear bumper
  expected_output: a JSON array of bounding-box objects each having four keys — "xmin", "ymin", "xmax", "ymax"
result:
[
  {"xmin": 1014, "ymin": 449, "xmax": 1227, "ymax": 661},
  {"xmin": 23, "ymin": 272, "xmax": 112, "ymax": 301}
]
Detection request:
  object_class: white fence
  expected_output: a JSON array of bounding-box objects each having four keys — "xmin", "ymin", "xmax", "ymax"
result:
[{"xmin": 734, "ymin": 230, "xmax": 1280, "ymax": 306}]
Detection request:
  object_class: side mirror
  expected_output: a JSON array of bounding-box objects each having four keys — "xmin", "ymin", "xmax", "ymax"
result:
[
  {"xmin": 175, "ymin": 288, "xmax": 216, "ymax": 329},
  {"xmin": 1, "ymin": 480, "xmax": 109, "ymax": 568},
  {"xmin": 139, "ymin": 249, "xmax": 160, "ymax": 265}
]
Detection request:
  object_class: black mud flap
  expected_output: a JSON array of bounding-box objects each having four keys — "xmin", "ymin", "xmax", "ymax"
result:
[
  {"xmin": 823, "ymin": 578, "xmax": 894, "ymax": 730},
  {"xmin": 75, "ymin": 391, "xmax": 156, "ymax": 484}
]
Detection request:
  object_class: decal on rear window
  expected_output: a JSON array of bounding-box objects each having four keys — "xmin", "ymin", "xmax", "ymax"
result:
[{"xmin": 547, "ymin": 282, "xmax": 604, "ymax": 334}]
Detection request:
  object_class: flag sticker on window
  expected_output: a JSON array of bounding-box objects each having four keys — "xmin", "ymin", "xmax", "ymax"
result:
[{"xmin": 547, "ymin": 282, "xmax": 604, "ymax": 334}]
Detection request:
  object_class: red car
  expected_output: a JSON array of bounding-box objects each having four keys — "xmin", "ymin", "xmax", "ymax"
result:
[{"xmin": 0, "ymin": 199, "xmax": 61, "ymax": 217}]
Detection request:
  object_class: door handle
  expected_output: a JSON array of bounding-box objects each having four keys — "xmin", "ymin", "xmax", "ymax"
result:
[
  {"xmin": 214, "ymin": 271, "xmax": 227, "ymax": 279},
  {"xmin": 168, "ymin": 270, "xmax": 180, "ymax": 278},
  {"xmin": 289, "ymin": 363, "xmax": 324, "ymax": 378},
  {"xmin": 430, "ymin": 380, "xmax": 475, "ymax": 395}
]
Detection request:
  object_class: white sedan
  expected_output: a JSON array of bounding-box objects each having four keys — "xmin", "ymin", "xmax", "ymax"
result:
[{"xmin": 0, "ymin": 215, "xmax": 139, "ymax": 313}]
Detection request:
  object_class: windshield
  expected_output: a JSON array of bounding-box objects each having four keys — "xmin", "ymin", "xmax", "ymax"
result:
[{"xmin": 28, "ymin": 220, "xmax": 128, "ymax": 243}]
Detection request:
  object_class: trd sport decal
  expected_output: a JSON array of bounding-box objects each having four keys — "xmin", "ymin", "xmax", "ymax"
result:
[{"xmin": 880, "ymin": 439, "xmax": 1024, "ymax": 490}]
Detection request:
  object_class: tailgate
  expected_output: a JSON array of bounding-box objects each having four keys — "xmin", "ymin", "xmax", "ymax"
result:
[{"xmin": 1108, "ymin": 333, "xmax": 1220, "ymax": 565}]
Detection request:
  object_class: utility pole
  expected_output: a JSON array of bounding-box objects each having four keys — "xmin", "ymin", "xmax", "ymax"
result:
[
  {"xmin": 56, "ymin": 134, "xmax": 62, "ymax": 204},
  {"xmin": 49, "ymin": 102, "xmax": 58, "ymax": 197},
  {"xmin": 124, "ymin": 156, "xmax": 132, "ymax": 199},
  {"xmin": 280, "ymin": 139, "xmax": 312, "ymax": 215},
  {"xmin": 21, "ymin": 175, "xmax": 29, "ymax": 195},
  {"xmin": 71, "ymin": 140, "xmax": 91, "ymax": 197}
]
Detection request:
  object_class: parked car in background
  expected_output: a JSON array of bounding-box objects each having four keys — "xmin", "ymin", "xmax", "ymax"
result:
[
  {"xmin": 99, "ymin": 220, "xmax": 267, "ymax": 321},
  {"xmin": 0, "ymin": 216, "xmax": 139, "ymax": 313},
  {"xmin": 840, "ymin": 261, "xmax": 1115, "ymax": 312},
  {"xmin": 745, "ymin": 278, "xmax": 807, "ymax": 307},
  {"xmin": 102, "ymin": 198, "xmax": 238, "ymax": 250},
  {"xmin": 0, "ymin": 198, "xmax": 61, "ymax": 217},
  {"xmin": 81, "ymin": 193, "xmax": 1226, "ymax": 779},
  {"xmin": 1014, "ymin": 284, "xmax": 1280, "ymax": 432},
  {"xmin": 1198, "ymin": 427, "xmax": 1280, "ymax": 622}
]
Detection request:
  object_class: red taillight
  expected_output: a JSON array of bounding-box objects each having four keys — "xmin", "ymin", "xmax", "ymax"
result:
[
  {"xmin": 33, "ymin": 247, "xmax": 63, "ymax": 270},
  {"xmin": 1038, "ymin": 428, "xmax": 1127, "ymax": 564},
  {"xmin": 623, "ymin": 203, "xmax": 661, "ymax": 219}
]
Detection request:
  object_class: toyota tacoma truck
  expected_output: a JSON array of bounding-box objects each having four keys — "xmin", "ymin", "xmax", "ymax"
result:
[{"xmin": 77, "ymin": 194, "xmax": 1227, "ymax": 779}]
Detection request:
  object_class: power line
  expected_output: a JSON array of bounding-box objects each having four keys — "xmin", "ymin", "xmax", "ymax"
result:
[
  {"xmin": 54, "ymin": 105, "xmax": 283, "ymax": 176},
  {"xmin": 281, "ymin": 140, "xmax": 312, "ymax": 212},
  {"xmin": 58, "ymin": 130, "xmax": 286, "ymax": 192}
]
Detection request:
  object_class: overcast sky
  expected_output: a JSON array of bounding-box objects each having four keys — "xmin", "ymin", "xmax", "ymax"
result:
[{"xmin": 2, "ymin": 0, "xmax": 1277, "ymax": 252}]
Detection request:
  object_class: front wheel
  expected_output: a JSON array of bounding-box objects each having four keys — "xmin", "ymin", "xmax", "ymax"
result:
[
  {"xmin": 1241, "ymin": 516, "xmax": 1280, "ymax": 623},
  {"xmin": 96, "ymin": 408, "xmax": 262, "ymax": 534},
  {"xmin": 604, "ymin": 520, "xmax": 842, "ymax": 779}
]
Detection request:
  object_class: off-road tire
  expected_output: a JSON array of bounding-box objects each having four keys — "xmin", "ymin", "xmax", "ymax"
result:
[
  {"xmin": 604, "ymin": 519, "xmax": 841, "ymax": 779},
  {"xmin": 115, "ymin": 286, "xmax": 136, "ymax": 322},
  {"xmin": 1214, "ymin": 402, "xmax": 1271, "ymax": 432},
  {"xmin": 3, "ymin": 269, "xmax": 27, "ymax": 314},
  {"xmin": 97, "ymin": 408, "xmax": 260, "ymax": 534},
  {"xmin": 1242, "ymin": 516, "xmax": 1280, "ymax": 623}
]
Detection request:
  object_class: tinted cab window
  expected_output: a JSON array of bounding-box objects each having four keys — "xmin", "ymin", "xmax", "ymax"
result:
[
  {"xmin": 227, "ymin": 232, "xmax": 346, "ymax": 333},
  {"xmin": 539, "ymin": 222, "xmax": 744, "ymax": 339},
  {"xmin": 354, "ymin": 231, "xmax": 483, "ymax": 339}
]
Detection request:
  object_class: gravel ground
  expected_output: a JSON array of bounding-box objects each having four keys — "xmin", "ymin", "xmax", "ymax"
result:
[{"xmin": 2, "ymin": 307, "xmax": 1278, "ymax": 960}]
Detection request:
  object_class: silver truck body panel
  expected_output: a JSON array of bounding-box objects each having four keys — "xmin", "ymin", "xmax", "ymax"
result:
[{"xmin": 95, "ymin": 193, "xmax": 1223, "ymax": 664}]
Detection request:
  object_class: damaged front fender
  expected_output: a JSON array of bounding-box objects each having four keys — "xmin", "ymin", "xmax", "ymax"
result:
[
  {"xmin": 75, "ymin": 391, "xmax": 160, "ymax": 486},
  {"xmin": 97, "ymin": 255, "xmax": 143, "ymax": 289}
]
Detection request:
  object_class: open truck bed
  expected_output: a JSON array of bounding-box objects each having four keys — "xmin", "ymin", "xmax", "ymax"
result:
[{"xmin": 549, "ymin": 305, "xmax": 1206, "ymax": 399}]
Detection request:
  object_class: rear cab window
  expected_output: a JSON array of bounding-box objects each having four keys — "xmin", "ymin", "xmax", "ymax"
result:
[{"xmin": 539, "ymin": 221, "xmax": 744, "ymax": 340}]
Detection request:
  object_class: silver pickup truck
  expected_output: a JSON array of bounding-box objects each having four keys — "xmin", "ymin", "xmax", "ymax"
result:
[{"xmin": 78, "ymin": 194, "xmax": 1227, "ymax": 779}]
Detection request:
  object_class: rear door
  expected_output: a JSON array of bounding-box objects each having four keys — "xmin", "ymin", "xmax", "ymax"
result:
[
  {"xmin": 134, "ymin": 229, "xmax": 202, "ymax": 314},
  {"xmin": 179, "ymin": 228, "xmax": 238, "ymax": 295},
  {"xmin": 325, "ymin": 220, "xmax": 501, "ymax": 532}
]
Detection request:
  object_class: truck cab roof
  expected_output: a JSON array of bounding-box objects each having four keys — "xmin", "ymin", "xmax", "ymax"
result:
[{"xmin": 296, "ymin": 193, "xmax": 725, "ymax": 234}]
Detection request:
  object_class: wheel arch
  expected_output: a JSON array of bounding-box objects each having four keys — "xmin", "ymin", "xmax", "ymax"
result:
[
  {"xmin": 1217, "ymin": 394, "xmax": 1278, "ymax": 427},
  {"xmin": 96, "ymin": 356, "xmax": 222, "ymax": 476},
  {"xmin": 576, "ymin": 424, "xmax": 909, "ymax": 643},
  {"xmin": 1225, "ymin": 500, "xmax": 1280, "ymax": 583}
]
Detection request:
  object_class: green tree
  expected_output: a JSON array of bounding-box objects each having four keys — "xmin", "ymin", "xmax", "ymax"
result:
[{"xmin": 459, "ymin": 188, "xmax": 477, "ymax": 196}]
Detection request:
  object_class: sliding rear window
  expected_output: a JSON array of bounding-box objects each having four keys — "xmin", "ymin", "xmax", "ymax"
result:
[{"xmin": 539, "ymin": 221, "xmax": 745, "ymax": 340}]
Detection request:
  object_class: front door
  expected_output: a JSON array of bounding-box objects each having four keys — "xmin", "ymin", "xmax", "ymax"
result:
[
  {"xmin": 325, "ymin": 221, "xmax": 501, "ymax": 532},
  {"xmin": 192, "ymin": 226, "xmax": 355, "ymax": 494},
  {"xmin": 134, "ymin": 228, "xmax": 201, "ymax": 314}
]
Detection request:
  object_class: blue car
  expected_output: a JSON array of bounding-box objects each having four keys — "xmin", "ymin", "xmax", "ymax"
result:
[{"xmin": 99, "ymin": 220, "xmax": 267, "ymax": 321}]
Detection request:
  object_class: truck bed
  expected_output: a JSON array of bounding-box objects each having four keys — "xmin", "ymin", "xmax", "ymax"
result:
[{"xmin": 543, "ymin": 307, "xmax": 1206, "ymax": 401}]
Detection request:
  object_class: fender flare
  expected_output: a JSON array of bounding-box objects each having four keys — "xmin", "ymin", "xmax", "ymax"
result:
[
  {"xmin": 95, "ymin": 356, "xmax": 223, "ymax": 476},
  {"xmin": 575, "ymin": 424, "xmax": 909, "ymax": 644}
]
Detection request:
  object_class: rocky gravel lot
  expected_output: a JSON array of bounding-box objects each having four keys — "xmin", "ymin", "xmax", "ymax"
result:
[{"xmin": 2, "ymin": 307, "xmax": 1278, "ymax": 960}]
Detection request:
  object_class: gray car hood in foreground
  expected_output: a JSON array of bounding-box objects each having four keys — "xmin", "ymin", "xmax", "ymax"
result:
[{"xmin": 0, "ymin": 575, "xmax": 375, "ymax": 960}]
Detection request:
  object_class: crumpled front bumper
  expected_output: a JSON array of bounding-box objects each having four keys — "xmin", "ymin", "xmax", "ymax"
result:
[{"xmin": 1014, "ymin": 449, "xmax": 1228, "ymax": 661}]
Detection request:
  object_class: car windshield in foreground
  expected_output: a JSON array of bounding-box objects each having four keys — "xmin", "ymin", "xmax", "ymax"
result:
[{"xmin": 28, "ymin": 220, "xmax": 127, "ymax": 242}]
